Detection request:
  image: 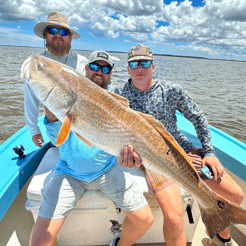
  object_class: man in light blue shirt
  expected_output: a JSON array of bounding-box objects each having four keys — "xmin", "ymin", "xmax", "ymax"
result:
[{"xmin": 30, "ymin": 50, "xmax": 153, "ymax": 246}]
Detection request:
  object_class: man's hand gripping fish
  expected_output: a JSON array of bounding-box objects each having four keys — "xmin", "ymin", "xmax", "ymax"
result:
[{"xmin": 21, "ymin": 55, "xmax": 246, "ymax": 239}]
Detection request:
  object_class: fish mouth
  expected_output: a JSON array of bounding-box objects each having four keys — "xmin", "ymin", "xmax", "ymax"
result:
[{"xmin": 20, "ymin": 56, "xmax": 31, "ymax": 79}]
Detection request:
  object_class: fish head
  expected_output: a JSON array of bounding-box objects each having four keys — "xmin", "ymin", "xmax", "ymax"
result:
[
  {"xmin": 21, "ymin": 55, "xmax": 60, "ymax": 101},
  {"xmin": 21, "ymin": 55, "xmax": 78, "ymax": 118}
]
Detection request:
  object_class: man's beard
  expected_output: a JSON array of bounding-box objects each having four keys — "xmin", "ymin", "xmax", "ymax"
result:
[
  {"xmin": 89, "ymin": 74, "xmax": 110, "ymax": 89},
  {"xmin": 46, "ymin": 37, "xmax": 71, "ymax": 57}
]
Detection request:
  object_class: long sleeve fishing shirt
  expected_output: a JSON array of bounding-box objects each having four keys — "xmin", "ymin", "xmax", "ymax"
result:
[
  {"xmin": 110, "ymin": 79, "xmax": 215, "ymax": 156},
  {"xmin": 24, "ymin": 50, "xmax": 88, "ymax": 136}
]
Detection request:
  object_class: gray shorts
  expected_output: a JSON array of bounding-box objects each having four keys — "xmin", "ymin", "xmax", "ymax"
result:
[{"xmin": 39, "ymin": 164, "xmax": 148, "ymax": 219}]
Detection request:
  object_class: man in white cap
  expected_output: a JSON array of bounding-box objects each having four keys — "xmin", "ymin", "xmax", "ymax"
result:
[
  {"xmin": 30, "ymin": 50, "xmax": 154, "ymax": 246},
  {"xmin": 85, "ymin": 50, "xmax": 114, "ymax": 89},
  {"xmin": 24, "ymin": 11, "xmax": 87, "ymax": 147}
]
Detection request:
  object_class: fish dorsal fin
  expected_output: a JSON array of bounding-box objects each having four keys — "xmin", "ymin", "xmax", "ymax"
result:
[
  {"xmin": 74, "ymin": 132, "xmax": 93, "ymax": 148},
  {"xmin": 137, "ymin": 111, "xmax": 197, "ymax": 173},
  {"xmin": 56, "ymin": 116, "xmax": 72, "ymax": 146},
  {"xmin": 107, "ymin": 91, "xmax": 130, "ymax": 107},
  {"xmin": 145, "ymin": 167, "xmax": 170, "ymax": 187}
]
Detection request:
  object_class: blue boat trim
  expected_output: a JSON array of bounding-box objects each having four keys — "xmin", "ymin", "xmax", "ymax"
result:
[
  {"xmin": 176, "ymin": 111, "xmax": 246, "ymax": 181},
  {"xmin": 210, "ymin": 125, "xmax": 246, "ymax": 150},
  {"xmin": 0, "ymin": 116, "xmax": 51, "ymax": 222}
]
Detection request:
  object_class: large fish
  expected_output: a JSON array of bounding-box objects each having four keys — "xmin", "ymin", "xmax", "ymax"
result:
[{"xmin": 21, "ymin": 55, "xmax": 246, "ymax": 238}]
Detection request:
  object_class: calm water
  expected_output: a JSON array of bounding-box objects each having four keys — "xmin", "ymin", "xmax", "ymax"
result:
[{"xmin": 0, "ymin": 45, "xmax": 245, "ymax": 145}]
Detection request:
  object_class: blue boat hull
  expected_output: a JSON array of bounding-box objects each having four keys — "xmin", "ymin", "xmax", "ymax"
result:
[{"xmin": 0, "ymin": 116, "xmax": 52, "ymax": 221}]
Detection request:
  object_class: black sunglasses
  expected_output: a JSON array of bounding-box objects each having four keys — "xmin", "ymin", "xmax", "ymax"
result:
[
  {"xmin": 89, "ymin": 62, "xmax": 113, "ymax": 74},
  {"xmin": 45, "ymin": 27, "xmax": 71, "ymax": 36}
]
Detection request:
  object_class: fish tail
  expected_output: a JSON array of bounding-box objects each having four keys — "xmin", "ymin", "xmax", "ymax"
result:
[{"xmin": 199, "ymin": 191, "xmax": 246, "ymax": 239}]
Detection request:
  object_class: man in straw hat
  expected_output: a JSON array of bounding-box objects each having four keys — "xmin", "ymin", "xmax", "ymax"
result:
[{"xmin": 24, "ymin": 11, "xmax": 87, "ymax": 147}]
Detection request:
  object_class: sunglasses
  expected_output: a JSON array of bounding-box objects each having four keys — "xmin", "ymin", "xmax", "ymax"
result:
[
  {"xmin": 129, "ymin": 60, "xmax": 152, "ymax": 69},
  {"xmin": 46, "ymin": 27, "xmax": 71, "ymax": 36},
  {"xmin": 89, "ymin": 62, "xmax": 113, "ymax": 74}
]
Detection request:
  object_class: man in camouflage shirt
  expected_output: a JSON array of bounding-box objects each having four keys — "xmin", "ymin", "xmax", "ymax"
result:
[
  {"xmin": 113, "ymin": 67, "xmax": 214, "ymax": 156},
  {"xmin": 113, "ymin": 44, "xmax": 243, "ymax": 246}
]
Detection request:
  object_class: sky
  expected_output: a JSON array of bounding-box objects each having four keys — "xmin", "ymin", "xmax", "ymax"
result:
[{"xmin": 1, "ymin": 0, "xmax": 246, "ymax": 61}]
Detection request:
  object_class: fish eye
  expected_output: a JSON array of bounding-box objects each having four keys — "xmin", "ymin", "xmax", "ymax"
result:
[{"xmin": 37, "ymin": 63, "xmax": 43, "ymax": 70}]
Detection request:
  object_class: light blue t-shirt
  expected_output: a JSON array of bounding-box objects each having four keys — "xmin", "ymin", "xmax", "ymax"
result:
[{"xmin": 44, "ymin": 117, "xmax": 117, "ymax": 182}]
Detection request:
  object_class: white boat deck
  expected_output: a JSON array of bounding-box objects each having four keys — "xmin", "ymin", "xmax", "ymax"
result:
[
  {"xmin": 2, "ymin": 142, "xmax": 246, "ymax": 246},
  {"xmin": 3, "ymin": 174, "xmax": 244, "ymax": 246},
  {"xmin": 2, "ymin": 175, "xmax": 244, "ymax": 246}
]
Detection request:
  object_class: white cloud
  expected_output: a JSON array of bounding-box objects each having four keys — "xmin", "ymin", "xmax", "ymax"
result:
[
  {"xmin": 153, "ymin": 0, "xmax": 246, "ymax": 58},
  {"xmin": 0, "ymin": 26, "xmax": 41, "ymax": 46},
  {"xmin": 204, "ymin": 0, "xmax": 246, "ymax": 21},
  {"xmin": 1, "ymin": 0, "xmax": 246, "ymax": 59},
  {"xmin": 187, "ymin": 45, "xmax": 220, "ymax": 56},
  {"xmin": 97, "ymin": 0, "xmax": 164, "ymax": 16}
]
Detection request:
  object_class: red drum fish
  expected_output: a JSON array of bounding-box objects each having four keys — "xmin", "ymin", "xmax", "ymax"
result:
[{"xmin": 21, "ymin": 55, "xmax": 246, "ymax": 239}]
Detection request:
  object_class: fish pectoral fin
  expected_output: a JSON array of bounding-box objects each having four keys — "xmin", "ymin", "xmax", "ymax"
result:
[
  {"xmin": 107, "ymin": 91, "xmax": 130, "ymax": 107},
  {"xmin": 137, "ymin": 111, "xmax": 197, "ymax": 173},
  {"xmin": 145, "ymin": 167, "xmax": 170, "ymax": 187},
  {"xmin": 74, "ymin": 132, "xmax": 93, "ymax": 148},
  {"xmin": 56, "ymin": 115, "xmax": 72, "ymax": 146}
]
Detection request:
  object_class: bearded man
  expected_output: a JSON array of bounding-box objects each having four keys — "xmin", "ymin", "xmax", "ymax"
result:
[{"xmin": 24, "ymin": 11, "xmax": 87, "ymax": 147}]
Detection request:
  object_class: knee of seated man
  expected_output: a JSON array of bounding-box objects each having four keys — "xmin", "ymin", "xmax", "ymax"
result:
[
  {"xmin": 128, "ymin": 205, "xmax": 154, "ymax": 225},
  {"xmin": 145, "ymin": 212, "xmax": 154, "ymax": 226},
  {"xmin": 139, "ymin": 209, "xmax": 154, "ymax": 225},
  {"xmin": 141, "ymin": 215, "xmax": 154, "ymax": 227},
  {"xmin": 234, "ymin": 188, "xmax": 244, "ymax": 205},
  {"xmin": 165, "ymin": 210, "xmax": 184, "ymax": 227},
  {"xmin": 226, "ymin": 182, "xmax": 245, "ymax": 205}
]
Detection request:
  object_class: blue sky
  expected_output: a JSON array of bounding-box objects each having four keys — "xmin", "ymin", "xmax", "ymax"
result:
[{"xmin": 1, "ymin": 0, "xmax": 246, "ymax": 61}]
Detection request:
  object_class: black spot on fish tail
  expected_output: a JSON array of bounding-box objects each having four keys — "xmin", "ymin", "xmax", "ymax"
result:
[
  {"xmin": 166, "ymin": 149, "xmax": 171, "ymax": 155},
  {"xmin": 199, "ymin": 192, "xmax": 246, "ymax": 239},
  {"xmin": 218, "ymin": 200, "xmax": 226, "ymax": 209}
]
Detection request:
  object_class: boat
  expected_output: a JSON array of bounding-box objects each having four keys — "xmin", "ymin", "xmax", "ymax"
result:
[{"xmin": 0, "ymin": 112, "xmax": 246, "ymax": 246}]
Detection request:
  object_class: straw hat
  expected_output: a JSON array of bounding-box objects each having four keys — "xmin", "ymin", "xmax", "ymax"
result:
[{"xmin": 34, "ymin": 11, "xmax": 81, "ymax": 39}]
